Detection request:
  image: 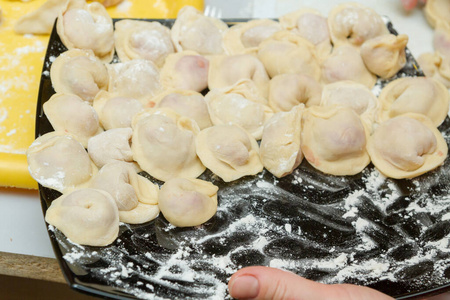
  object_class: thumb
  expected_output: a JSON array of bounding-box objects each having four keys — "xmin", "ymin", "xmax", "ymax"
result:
[
  {"xmin": 228, "ymin": 266, "xmax": 394, "ymax": 300},
  {"xmin": 401, "ymin": 0, "xmax": 419, "ymax": 10}
]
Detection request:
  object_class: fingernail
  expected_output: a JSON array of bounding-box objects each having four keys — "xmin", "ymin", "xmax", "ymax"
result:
[{"xmin": 229, "ymin": 275, "xmax": 259, "ymax": 299}]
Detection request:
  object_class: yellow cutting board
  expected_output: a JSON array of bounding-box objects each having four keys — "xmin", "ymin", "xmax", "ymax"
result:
[{"xmin": 0, "ymin": 0, "xmax": 203, "ymax": 189}]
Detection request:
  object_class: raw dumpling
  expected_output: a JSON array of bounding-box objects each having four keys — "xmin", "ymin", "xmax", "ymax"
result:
[
  {"xmin": 208, "ymin": 54, "xmax": 270, "ymax": 98},
  {"xmin": 196, "ymin": 124, "xmax": 264, "ymax": 182},
  {"xmin": 223, "ymin": 19, "xmax": 283, "ymax": 55},
  {"xmin": 27, "ymin": 131, "xmax": 98, "ymax": 193},
  {"xmin": 367, "ymin": 113, "xmax": 448, "ymax": 179},
  {"xmin": 328, "ymin": 2, "xmax": 388, "ymax": 48},
  {"xmin": 56, "ymin": 0, "xmax": 114, "ymax": 62},
  {"xmin": 45, "ymin": 188, "xmax": 119, "ymax": 246},
  {"xmin": 260, "ymin": 106, "xmax": 304, "ymax": 178},
  {"xmin": 14, "ymin": 0, "xmax": 67, "ymax": 34},
  {"xmin": 87, "ymin": 128, "xmax": 133, "ymax": 168},
  {"xmin": 114, "ymin": 20, "xmax": 174, "ymax": 67},
  {"xmin": 50, "ymin": 49, "xmax": 108, "ymax": 103},
  {"xmin": 424, "ymin": 0, "xmax": 450, "ymax": 28},
  {"xmin": 433, "ymin": 21, "xmax": 450, "ymax": 58},
  {"xmin": 43, "ymin": 93, "xmax": 103, "ymax": 148},
  {"xmin": 155, "ymin": 90, "xmax": 212, "ymax": 130},
  {"xmin": 171, "ymin": 5, "xmax": 228, "ymax": 55},
  {"xmin": 417, "ymin": 52, "xmax": 450, "ymax": 88},
  {"xmin": 257, "ymin": 31, "xmax": 320, "ymax": 80},
  {"xmin": 377, "ymin": 77, "xmax": 449, "ymax": 126},
  {"xmin": 301, "ymin": 106, "xmax": 370, "ymax": 176},
  {"xmin": 107, "ymin": 59, "xmax": 162, "ymax": 105},
  {"xmin": 160, "ymin": 51, "xmax": 209, "ymax": 92},
  {"xmin": 360, "ymin": 34, "xmax": 408, "ymax": 78},
  {"xmin": 158, "ymin": 178, "xmax": 218, "ymax": 227},
  {"xmin": 93, "ymin": 91, "xmax": 144, "ymax": 130},
  {"xmin": 321, "ymin": 45, "xmax": 377, "ymax": 88},
  {"xmin": 132, "ymin": 108, "xmax": 205, "ymax": 181},
  {"xmin": 268, "ymin": 73, "xmax": 322, "ymax": 112},
  {"xmin": 205, "ymin": 80, "xmax": 273, "ymax": 140}
]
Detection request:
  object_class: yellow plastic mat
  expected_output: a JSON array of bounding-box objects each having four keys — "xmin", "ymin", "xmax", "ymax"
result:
[{"xmin": 0, "ymin": 0, "xmax": 204, "ymax": 189}]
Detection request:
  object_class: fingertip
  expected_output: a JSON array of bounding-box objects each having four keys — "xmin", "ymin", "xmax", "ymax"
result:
[{"xmin": 228, "ymin": 274, "xmax": 260, "ymax": 299}]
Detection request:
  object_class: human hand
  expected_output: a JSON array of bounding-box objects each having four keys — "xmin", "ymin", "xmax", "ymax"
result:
[
  {"xmin": 228, "ymin": 266, "xmax": 394, "ymax": 300},
  {"xmin": 401, "ymin": 0, "xmax": 427, "ymax": 11}
]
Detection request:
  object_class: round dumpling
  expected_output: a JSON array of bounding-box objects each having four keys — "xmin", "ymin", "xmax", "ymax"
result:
[
  {"xmin": 367, "ymin": 113, "xmax": 448, "ymax": 179},
  {"xmin": 196, "ymin": 124, "xmax": 264, "ymax": 182},
  {"xmin": 433, "ymin": 22, "xmax": 450, "ymax": 59},
  {"xmin": 377, "ymin": 77, "xmax": 449, "ymax": 127},
  {"xmin": 131, "ymin": 108, "xmax": 205, "ymax": 182},
  {"xmin": 301, "ymin": 106, "xmax": 371, "ymax": 176},
  {"xmin": 27, "ymin": 131, "xmax": 98, "ymax": 193},
  {"xmin": 360, "ymin": 34, "xmax": 408, "ymax": 79},
  {"xmin": 158, "ymin": 177, "xmax": 218, "ymax": 227},
  {"xmin": 114, "ymin": 20, "xmax": 174, "ymax": 67},
  {"xmin": 328, "ymin": 2, "xmax": 388, "ymax": 48},
  {"xmin": 424, "ymin": 0, "xmax": 450, "ymax": 28},
  {"xmin": 56, "ymin": 0, "xmax": 114, "ymax": 62},
  {"xmin": 45, "ymin": 188, "xmax": 119, "ymax": 246},
  {"xmin": 50, "ymin": 49, "xmax": 108, "ymax": 103},
  {"xmin": 44, "ymin": 93, "xmax": 103, "ymax": 148},
  {"xmin": 417, "ymin": 52, "xmax": 450, "ymax": 88}
]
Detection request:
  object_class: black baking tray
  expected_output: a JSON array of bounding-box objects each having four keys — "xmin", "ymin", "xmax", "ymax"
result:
[{"xmin": 36, "ymin": 18, "xmax": 450, "ymax": 299}]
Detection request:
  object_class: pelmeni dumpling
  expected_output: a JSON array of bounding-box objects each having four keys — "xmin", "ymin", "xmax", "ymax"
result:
[
  {"xmin": 93, "ymin": 91, "xmax": 144, "ymax": 130},
  {"xmin": 158, "ymin": 178, "xmax": 218, "ymax": 227},
  {"xmin": 27, "ymin": 131, "xmax": 98, "ymax": 193},
  {"xmin": 45, "ymin": 188, "xmax": 119, "ymax": 246},
  {"xmin": 160, "ymin": 51, "xmax": 209, "ymax": 92},
  {"xmin": 301, "ymin": 106, "xmax": 370, "ymax": 176},
  {"xmin": 417, "ymin": 52, "xmax": 450, "ymax": 88},
  {"xmin": 360, "ymin": 34, "xmax": 408, "ymax": 79},
  {"xmin": 268, "ymin": 73, "xmax": 322, "ymax": 112},
  {"xmin": 206, "ymin": 80, "xmax": 273, "ymax": 140},
  {"xmin": 208, "ymin": 54, "xmax": 270, "ymax": 98},
  {"xmin": 328, "ymin": 2, "xmax": 388, "ymax": 48},
  {"xmin": 257, "ymin": 31, "xmax": 321, "ymax": 81},
  {"xmin": 321, "ymin": 45, "xmax": 377, "ymax": 88},
  {"xmin": 87, "ymin": 128, "xmax": 133, "ymax": 168},
  {"xmin": 223, "ymin": 19, "xmax": 283, "ymax": 55},
  {"xmin": 14, "ymin": 0, "xmax": 68, "ymax": 34},
  {"xmin": 114, "ymin": 20, "xmax": 174, "ymax": 67},
  {"xmin": 260, "ymin": 106, "xmax": 304, "ymax": 178},
  {"xmin": 433, "ymin": 22, "xmax": 450, "ymax": 59},
  {"xmin": 425, "ymin": 0, "xmax": 450, "ymax": 28},
  {"xmin": 107, "ymin": 59, "xmax": 162, "ymax": 105},
  {"xmin": 155, "ymin": 90, "xmax": 212, "ymax": 130},
  {"xmin": 50, "ymin": 49, "xmax": 108, "ymax": 103},
  {"xmin": 367, "ymin": 113, "xmax": 448, "ymax": 179},
  {"xmin": 56, "ymin": 0, "xmax": 114, "ymax": 62},
  {"xmin": 377, "ymin": 77, "xmax": 449, "ymax": 126},
  {"xmin": 171, "ymin": 6, "xmax": 228, "ymax": 55},
  {"xmin": 132, "ymin": 108, "xmax": 205, "ymax": 182},
  {"xmin": 196, "ymin": 124, "xmax": 264, "ymax": 182}
]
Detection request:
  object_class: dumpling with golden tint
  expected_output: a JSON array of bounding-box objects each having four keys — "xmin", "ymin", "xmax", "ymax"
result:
[
  {"xmin": 417, "ymin": 52, "xmax": 450, "ymax": 88},
  {"xmin": 196, "ymin": 124, "xmax": 263, "ymax": 182},
  {"xmin": 378, "ymin": 77, "xmax": 449, "ymax": 126},
  {"xmin": 93, "ymin": 91, "xmax": 144, "ymax": 130},
  {"xmin": 268, "ymin": 73, "xmax": 322, "ymax": 112},
  {"xmin": 27, "ymin": 131, "xmax": 98, "ymax": 193},
  {"xmin": 107, "ymin": 59, "xmax": 162, "ymax": 105},
  {"xmin": 424, "ymin": 0, "xmax": 450, "ymax": 28},
  {"xmin": 328, "ymin": 2, "xmax": 388, "ymax": 48},
  {"xmin": 114, "ymin": 20, "xmax": 174, "ymax": 67},
  {"xmin": 171, "ymin": 5, "xmax": 228, "ymax": 55},
  {"xmin": 208, "ymin": 54, "xmax": 270, "ymax": 98},
  {"xmin": 223, "ymin": 19, "xmax": 283, "ymax": 55},
  {"xmin": 433, "ymin": 22, "xmax": 450, "ymax": 58},
  {"xmin": 132, "ymin": 108, "xmax": 205, "ymax": 182},
  {"xmin": 257, "ymin": 31, "xmax": 320, "ymax": 80},
  {"xmin": 321, "ymin": 45, "xmax": 377, "ymax": 88},
  {"xmin": 56, "ymin": 0, "xmax": 114, "ymax": 62},
  {"xmin": 367, "ymin": 113, "xmax": 448, "ymax": 179},
  {"xmin": 360, "ymin": 34, "xmax": 408, "ymax": 79},
  {"xmin": 50, "ymin": 49, "xmax": 108, "ymax": 103},
  {"xmin": 301, "ymin": 106, "xmax": 370, "ymax": 176},
  {"xmin": 159, "ymin": 178, "xmax": 218, "ymax": 227},
  {"xmin": 44, "ymin": 93, "xmax": 103, "ymax": 148},
  {"xmin": 87, "ymin": 128, "xmax": 133, "ymax": 168},
  {"xmin": 160, "ymin": 51, "xmax": 209, "ymax": 92},
  {"xmin": 155, "ymin": 90, "xmax": 212, "ymax": 130},
  {"xmin": 260, "ymin": 106, "xmax": 304, "ymax": 178},
  {"xmin": 45, "ymin": 188, "xmax": 119, "ymax": 246},
  {"xmin": 14, "ymin": 0, "xmax": 67, "ymax": 34}
]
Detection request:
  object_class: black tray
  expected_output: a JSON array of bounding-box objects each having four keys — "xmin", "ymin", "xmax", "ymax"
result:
[{"xmin": 36, "ymin": 18, "xmax": 450, "ymax": 299}]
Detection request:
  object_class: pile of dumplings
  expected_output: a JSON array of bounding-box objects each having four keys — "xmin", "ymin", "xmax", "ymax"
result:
[{"xmin": 27, "ymin": 0, "xmax": 450, "ymax": 246}]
